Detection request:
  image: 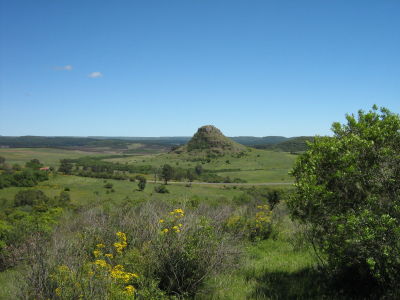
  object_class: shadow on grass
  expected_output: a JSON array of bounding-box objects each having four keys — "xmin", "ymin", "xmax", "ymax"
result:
[{"xmin": 250, "ymin": 267, "xmax": 381, "ymax": 300}]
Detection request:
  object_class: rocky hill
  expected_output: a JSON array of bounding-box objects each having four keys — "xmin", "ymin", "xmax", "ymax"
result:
[{"xmin": 175, "ymin": 125, "xmax": 247, "ymax": 156}]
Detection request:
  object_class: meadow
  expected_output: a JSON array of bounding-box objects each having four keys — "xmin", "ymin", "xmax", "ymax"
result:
[
  {"xmin": 0, "ymin": 148, "xmax": 107, "ymax": 167},
  {"xmin": 105, "ymin": 148, "xmax": 296, "ymax": 183}
]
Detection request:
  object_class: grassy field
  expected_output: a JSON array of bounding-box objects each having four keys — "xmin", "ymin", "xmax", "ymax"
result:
[
  {"xmin": 0, "ymin": 147, "xmax": 296, "ymax": 183},
  {"xmin": 0, "ymin": 174, "xmax": 249, "ymax": 207},
  {"xmin": 201, "ymin": 238, "xmax": 318, "ymax": 299},
  {"xmin": 106, "ymin": 148, "xmax": 296, "ymax": 183},
  {"xmin": 0, "ymin": 148, "xmax": 107, "ymax": 167}
]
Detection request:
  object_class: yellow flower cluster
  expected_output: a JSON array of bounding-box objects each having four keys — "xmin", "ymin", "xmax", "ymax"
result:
[
  {"xmin": 113, "ymin": 232, "xmax": 128, "ymax": 254},
  {"xmin": 124, "ymin": 285, "xmax": 136, "ymax": 295},
  {"xmin": 94, "ymin": 259, "xmax": 110, "ymax": 269},
  {"xmin": 110, "ymin": 264, "xmax": 139, "ymax": 283},
  {"xmin": 169, "ymin": 208, "xmax": 184, "ymax": 217},
  {"xmin": 255, "ymin": 204, "xmax": 272, "ymax": 228},
  {"xmin": 53, "ymin": 232, "xmax": 138, "ymax": 298},
  {"xmin": 160, "ymin": 209, "xmax": 184, "ymax": 234},
  {"xmin": 172, "ymin": 225, "xmax": 182, "ymax": 233}
]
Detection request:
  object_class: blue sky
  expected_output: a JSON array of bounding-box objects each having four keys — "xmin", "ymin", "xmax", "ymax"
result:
[{"xmin": 1, "ymin": 0, "xmax": 399, "ymax": 137}]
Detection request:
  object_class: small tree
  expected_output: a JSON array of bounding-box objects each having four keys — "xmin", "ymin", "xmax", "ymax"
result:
[
  {"xmin": 14, "ymin": 190, "xmax": 49, "ymax": 207},
  {"xmin": 136, "ymin": 175, "xmax": 147, "ymax": 191},
  {"xmin": 288, "ymin": 106, "xmax": 400, "ymax": 289},
  {"xmin": 58, "ymin": 159, "xmax": 73, "ymax": 175},
  {"xmin": 161, "ymin": 164, "xmax": 174, "ymax": 185},
  {"xmin": 58, "ymin": 191, "xmax": 71, "ymax": 206},
  {"xmin": 25, "ymin": 159, "xmax": 42, "ymax": 170},
  {"xmin": 194, "ymin": 164, "xmax": 203, "ymax": 176},
  {"xmin": 186, "ymin": 169, "xmax": 196, "ymax": 182}
]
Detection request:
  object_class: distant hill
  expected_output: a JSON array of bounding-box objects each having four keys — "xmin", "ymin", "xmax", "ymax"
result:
[
  {"xmin": 231, "ymin": 136, "xmax": 288, "ymax": 145},
  {"xmin": 253, "ymin": 136, "xmax": 314, "ymax": 152},
  {"xmin": 175, "ymin": 125, "xmax": 247, "ymax": 156},
  {"xmin": 0, "ymin": 134, "xmax": 314, "ymax": 152}
]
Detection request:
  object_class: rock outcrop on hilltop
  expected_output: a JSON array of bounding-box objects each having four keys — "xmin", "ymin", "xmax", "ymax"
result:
[{"xmin": 176, "ymin": 125, "xmax": 247, "ymax": 156}]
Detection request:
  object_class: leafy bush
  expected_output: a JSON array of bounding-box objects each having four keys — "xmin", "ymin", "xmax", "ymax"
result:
[
  {"xmin": 136, "ymin": 175, "xmax": 146, "ymax": 191},
  {"xmin": 23, "ymin": 202, "xmax": 240, "ymax": 298},
  {"xmin": 103, "ymin": 183, "xmax": 113, "ymax": 189},
  {"xmin": 288, "ymin": 106, "xmax": 400, "ymax": 290},
  {"xmin": 224, "ymin": 204, "xmax": 272, "ymax": 241},
  {"xmin": 154, "ymin": 185, "xmax": 169, "ymax": 194},
  {"xmin": 50, "ymin": 232, "xmax": 140, "ymax": 299},
  {"xmin": 14, "ymin": 190, "xmax": 49, "ymax": 207}
]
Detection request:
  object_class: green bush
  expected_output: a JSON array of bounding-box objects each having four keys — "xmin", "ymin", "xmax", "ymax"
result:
[
  {"xmin": 103, "ymin": 183, "xmax": 113, "ymax": 189},
  {"xmin": 23, "ymin": 203, "xmax": 239, "ymax": 299},
  {"xmin": 154, "ymin": 185, "xmax": 169, "ymax": 194},
  {"xmin": 224, "ymin": 204, "xmax": 273, "ymax": 241},
  {"xmin": 14, "ymin": 190, "xmax": 49, "ymax": 207},
  {"xmin": 288, "ymin": 106, "xmax": 400, "ymax": 290}
]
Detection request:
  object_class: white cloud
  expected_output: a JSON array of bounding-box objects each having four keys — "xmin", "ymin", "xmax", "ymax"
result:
[
  {"xmin": 88, "ymin": 72, "xmax": 103, "ymax": 78},
  {"xmin": 54, "ymin": 65, "xmax": 73, "ymax": 71}
]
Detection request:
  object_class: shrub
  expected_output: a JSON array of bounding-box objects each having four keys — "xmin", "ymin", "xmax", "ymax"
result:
[
  {"xmin": 154, "ymin": 185, "xmax": 169, "ymax": 194},
  {"xmin": 135, "ymin": 175, "xmax": 146, "ymax": 191},
  {"xmin": 150, "ymin": 208, "xmax": 238, "ymax": 296},
  {"xmin": 103, "ymin": 183, "xmax": 113, "ymax": 189},
  {"xmin": 288, "ymin": 106, "xmax": 400, "ymax": 290},
  {"xmin": 14, "ymin": 190, "xmax": 49, "ymax": 207},
  {"xmin": 224, "ymin": 204, "xmax": 272, "ymax": 241},
  {"xmin": 24, "ymin": 203, "xmax": 240, "ymax": 299}
]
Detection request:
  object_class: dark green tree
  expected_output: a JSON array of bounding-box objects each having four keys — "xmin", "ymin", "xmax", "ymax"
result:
[
  {"xmin": 194, "ymin": 164, "xmax": 203, "ymax": 176},
  {"xmin": 12, "ymin": 163, "xmax": 22, "ymax": 171},
  {"xmin": 136, "ymin": 175, "xmax": 147, "ymax": 191},
  {"xmin": 186, "ymin": 169, "xmax": 196, "ymax": 182},
  {"xmin": 161, "ymin": 164, "xmax": 174, "ymax": 185},
  {"xmin": 58, "ymin": 159, "xmax": 73, "ymax": 174},
  {"xmin": 267, "ymin": 190, "xmax": 281, "ymax": 209},
  {"xmin": 14, "ymin": 189, "xmax": 49, "ymax": 206},
  {"xmin": 25, "ymin": 159, "xmax": 42, "ymax": 170},
  {"xmin": 58, "ymin": 191, "xmax": 71, "ymax": 206},
  {"xmin": 288, "ymin": 106, "xmax": 400, "ymax": 289}
]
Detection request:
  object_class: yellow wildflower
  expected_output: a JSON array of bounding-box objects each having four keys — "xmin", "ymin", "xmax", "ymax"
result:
[
  {"xmin": 162, "ymin": 228, "xmax": 169, "ymax": 233},
  {"xmin": 159, "ymin": 219, "xmax": 165, "ymax": 223},
  {"xmin": 114, "ymin": 241, "xmax": 127, "ymax": 254},
  {"xmin": 169, "ymin": 208, "xmax": 184, "ymax": 217},
  {"xmin": 96, "ymin": 243, "xmax": 105, "ymax": 248},
  {"xmin": 116, "ymin": 232, "xmax": 127, "ymax": 241},
  {"xmin": 124, "ymin": 285, "xmax": 136, "ymax": 295},
  {"xmin": 93, "ymin": 250, "xmax": 102, "ymax": 257},
  {"xmin": 94, "ymin": 259, "xmax": 109, "ymax": 269},
  {"xmin": 105, "ymin": 253, "xmax": 113, "ymax": 259},
  {"xmin": 55, "ymin": 287, "xmax": 62, "ymax": 296}
]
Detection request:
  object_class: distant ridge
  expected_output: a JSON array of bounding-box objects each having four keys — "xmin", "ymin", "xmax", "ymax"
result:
[{"xmin": 175, "ymin": 125, "xmax": 246, "ymax": 155}]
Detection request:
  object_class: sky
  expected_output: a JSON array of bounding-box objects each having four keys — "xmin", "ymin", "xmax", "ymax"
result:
[{"xmin": 1, "ymin": 0, "xmax": 399, "ymax": 137}]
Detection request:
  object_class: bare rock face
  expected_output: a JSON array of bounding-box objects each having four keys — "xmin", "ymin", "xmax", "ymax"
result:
[{"xmin": 178, "ymin": 125, "xmax": 246, "ymax": 155}]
